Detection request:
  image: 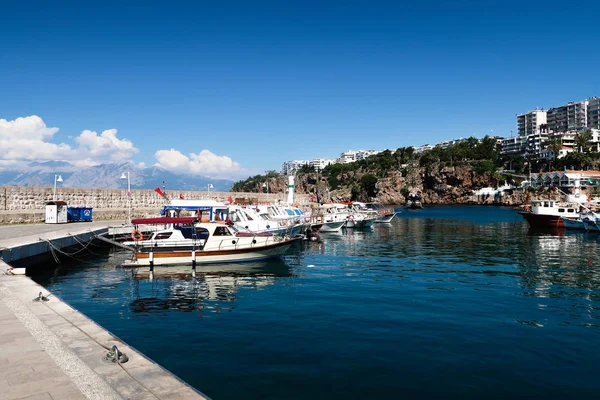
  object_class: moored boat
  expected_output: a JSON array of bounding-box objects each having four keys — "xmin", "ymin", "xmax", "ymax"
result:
[
  {"xmin": 519, "ymin": 200, "xmax": 579, "ymax": 229},
  {"xmin": 122, "ymin": 217, "xmax": 300, "ymax": 267},
  {"xmin": 405, "ymin": 192, "xmax": 423, "ymax": 209}
]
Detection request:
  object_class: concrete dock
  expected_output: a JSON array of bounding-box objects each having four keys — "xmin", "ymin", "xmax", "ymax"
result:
[{"xmin": 0, "ymin": 222, "xmax": 209, "ymax": 400}]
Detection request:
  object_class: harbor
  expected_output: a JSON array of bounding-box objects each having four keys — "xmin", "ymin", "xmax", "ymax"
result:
[{"xmin": 2, "ymin": 206, "xmax": 599, "ymax": 399}]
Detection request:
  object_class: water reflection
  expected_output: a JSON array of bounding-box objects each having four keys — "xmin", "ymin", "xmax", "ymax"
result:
[{"xmin": 129, "ymin": 260, "xmax": 293, "ymax": 315}]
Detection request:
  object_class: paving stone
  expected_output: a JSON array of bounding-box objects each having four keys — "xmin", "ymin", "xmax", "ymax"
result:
[{"xmin": 12, "ymin": 393, "xmax": 52, "ymax": 400}]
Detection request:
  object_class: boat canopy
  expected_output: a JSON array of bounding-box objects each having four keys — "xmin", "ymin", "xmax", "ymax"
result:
[{"xmin": 131, "ymin": 217, "xmax": 198, "ymax": 225}]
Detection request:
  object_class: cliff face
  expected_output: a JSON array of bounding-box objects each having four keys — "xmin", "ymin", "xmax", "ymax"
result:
[{"xmin": 250, "ymin": 164, "xmax": 527, "ymax": 206}]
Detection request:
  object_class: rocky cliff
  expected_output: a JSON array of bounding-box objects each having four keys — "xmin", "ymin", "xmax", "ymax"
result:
[{"xmin": 238, "ymin": 164, "xmax": 529, "ymax": 206}]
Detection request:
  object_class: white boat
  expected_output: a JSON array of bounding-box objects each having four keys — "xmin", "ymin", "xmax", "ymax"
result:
[
  {"xmin": 122, "ymin": 217, "xmax": 301, "ymax": 267},
  {"xmin": 405, "ymin": 192, "xmax": 423, "ymax": 209},
  {"xmin": 358, "ymin": 202, "xmax": 398, "ymax": 223}
]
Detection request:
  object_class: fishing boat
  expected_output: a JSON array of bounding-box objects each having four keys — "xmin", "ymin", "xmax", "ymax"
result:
[
  {"xmin": 122, "ymin": 217, "xmax": 301, "ymax": 267},
  {"xmin": 519, "ymin": 174, "xmax": 598, "ymax": 229}
]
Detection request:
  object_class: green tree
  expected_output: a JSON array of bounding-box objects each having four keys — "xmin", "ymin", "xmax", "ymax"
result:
[
  {"xmin": 360, "ymin": 174, "xmax": 378, "ymax": 198},
  {"xmin": 574, "ymin": 129, "xmax": 593, "ymax": 153}
]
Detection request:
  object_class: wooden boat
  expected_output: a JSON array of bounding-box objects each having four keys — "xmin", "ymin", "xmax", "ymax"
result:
[{"xmin": 122, "ymin": 217, "xmax": 301, "ymax": 267}]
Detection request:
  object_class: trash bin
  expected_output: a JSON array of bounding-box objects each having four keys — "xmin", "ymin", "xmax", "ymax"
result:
[
  {"xmin": 67, "ymin": 207, "xmax": 93, "ymax": 222},
  {"xmin": 46, "ymin": 201, "xmax": 68, "ymax": 224},
  {"xmin": 81, "ymin": 207, "xmax": 93, "ymax": 221}
]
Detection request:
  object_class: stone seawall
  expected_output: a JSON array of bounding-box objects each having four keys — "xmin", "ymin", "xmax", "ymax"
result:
[{"xmin": 0, "ymin": 186, "xmax": 310, "ymax": 225}]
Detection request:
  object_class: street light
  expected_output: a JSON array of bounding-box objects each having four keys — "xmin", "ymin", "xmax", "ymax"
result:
[
  {"xmin": 207, "ymin": 183, "xmax": 213, "ymax": 198},
  {"xmin": 120, "ymin": 172, "xmax": 131, "ymax": 222},
  {"xmin": 53, "ymin": 174, "xmax": 63, "ymax": 201}
]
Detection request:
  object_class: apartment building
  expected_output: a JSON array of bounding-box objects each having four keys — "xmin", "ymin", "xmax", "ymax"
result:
[
  {"xmin": 337, "ymin": 150, "xmax": 358, "ymax": 164},
  {"xmin": 281, "ymin": 160, "xmax": 309, "ymax": 175},
  {"xmin": 517, "ymin": 109, "xmax": 547, "ymax": 136},
  {"xmin": 588, "ymin": 97, "xmax": 600, "ymax": 129},
  {"xmin": 309, "ymin": 158, "xmax": 335, "ymax": 171},
  {"xmin": 500, "ymin": 136, "xmax": 527, "ymax": 156},
  {"xmin": 547, "ymin": 100, "xmax": 588, "ymax": 133}
]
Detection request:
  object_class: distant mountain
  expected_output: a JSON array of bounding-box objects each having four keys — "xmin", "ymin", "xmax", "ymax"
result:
[{"xmin": 0, "ymin": 162, "xmax": 235, "ymax": 191}]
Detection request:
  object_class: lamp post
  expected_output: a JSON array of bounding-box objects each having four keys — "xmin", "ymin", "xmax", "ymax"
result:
[
  {"xmin": 120, "ymin": 172, "xmax": 131, "ymax": 222},
  {"xmin": 53, "ymin": 174, "xmax": 63, "ymax": 201}
]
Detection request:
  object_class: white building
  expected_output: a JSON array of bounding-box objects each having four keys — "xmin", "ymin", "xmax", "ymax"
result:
[
  {"xmin": 414, "ymin": 144, "xmax": 433, "ymax": 153},
  {"xmin": 356, "ymin": 150, "xmax": 380, "ymax": 160},
  {"xmin": 281, "ymin": 160, "xmax": 309, "ymax": 175},
  {"xmin": 517, "ymin": 109, "xmax": 547, "ymax": 136},
  {"xmin": 500, "ymin": 136, "xmax": 527, "ymax": 156},
  {"xmin": 438, "ymin": 138, "xmax": 466, "ymax": 148},
  {"xmin": 309, "ymin": 158, "xmax": 335, "ymax": 171},
  {"xmin": 337, "ymin": 150, "xmax": 358, "ymax": 164}
]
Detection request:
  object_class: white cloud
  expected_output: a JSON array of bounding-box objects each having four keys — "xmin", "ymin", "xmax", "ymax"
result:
[
  {"xmin": 154, "ymin": 148, "xmax": 242, "ymax": 178},
  {"xmin": 74, "ymin": 128, "xmax": 138, "ymax": 162},
  {"xmin": 0, "ymin": 115, "xmax": 138, "ymax": 169},
  {"xmin": 0, "ymin": 115, "xmax": 59, "ymax": 141}
]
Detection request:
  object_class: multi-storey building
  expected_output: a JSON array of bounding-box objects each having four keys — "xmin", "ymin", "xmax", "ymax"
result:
[
  {"xmin": 500, "ymin": 136, "xmax": 527, "ymax": 156},
  {"xmin": 309, "ymin": 158, "xmax": 335, "ymax": 171},
  {"xmin": 356, "ymin": 150, "xmax": 380, "ymax": 160},
  {"xmin": 547, "ymin": 100, "xmax": 588, "ymax": 133},
  {"xmin": 281, "ymin": 160, "xmax": 309, "ymax": 175},
  {"xmin": 337, "ymin": 150, "xmax": 358, "ymax": 164},
  {"xmin": 588, "ymin": 97, "xmax": 600, "ymax": 130},
  {"xmin": 517, "ymin": 109, "xmax": 547, "ymax": 136},
  {"xmin": 525, "ymin": 131, "xmax": 550, "ymax": 158}
]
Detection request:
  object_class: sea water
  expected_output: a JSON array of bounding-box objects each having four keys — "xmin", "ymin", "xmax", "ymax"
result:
[{"xmin": 29, "ymin": 205, "xmax": 600, "ymax": 399}]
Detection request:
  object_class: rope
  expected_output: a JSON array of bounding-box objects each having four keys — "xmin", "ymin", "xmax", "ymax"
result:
[
  {"xmin": 37, "ymin": 295, "xmax": 161, "ymax": 399},
  {"xmin": 41, "ymin": 238, "xmax": 99, "ymax": 266}
]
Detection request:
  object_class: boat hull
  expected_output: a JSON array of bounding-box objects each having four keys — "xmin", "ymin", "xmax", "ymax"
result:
[
  {"xmin": 520, "ymin": 211, "xmax": 565, "ymax": 229},
  {"xmin": 561, "ymin": 217, "xmax": 586, "ymax": 230},
  {"xmin": 319, "ymin": 221, "xmax": 346, "ymax": 232},
  {"xmin": 374, "ymin": 213, "xmax": 397, "ymax": 223},
  {"xmin": 123, "ymin": 237, "xmax": 300, "ymax": 267}
]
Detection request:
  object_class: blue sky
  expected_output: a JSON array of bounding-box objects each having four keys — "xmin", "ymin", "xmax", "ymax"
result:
[{"xmin": 1, "ymin": 0, "xmax": 599, "ymax": 179}]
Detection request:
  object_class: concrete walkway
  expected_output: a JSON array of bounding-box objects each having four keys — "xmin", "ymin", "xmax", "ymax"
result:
[{"xmin": 0, "ymin": 223, "xmax": 209, "ymax": 400}]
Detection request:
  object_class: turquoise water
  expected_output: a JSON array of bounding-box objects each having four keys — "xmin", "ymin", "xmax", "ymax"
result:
[{"xmin": 30, "ymin": 206, "xmax": 600, "ymax": 399}]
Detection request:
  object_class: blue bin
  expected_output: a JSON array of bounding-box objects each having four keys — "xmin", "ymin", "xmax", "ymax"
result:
[{"xmin": 67, "ymin": 207, "xmax": 93, "ymax": 222}]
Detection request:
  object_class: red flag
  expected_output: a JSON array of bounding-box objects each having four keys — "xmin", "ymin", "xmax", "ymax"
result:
[
  {"xmin": 179, "ymin": 193, "xmax": 184, "ymax": 200},
  {"xmin": 227, "ymin": 195, "xmax": 233, "ymax": 203},
  {"xmin": 154, "ymin": 187, "xmax": 165, "ymax": 197}
]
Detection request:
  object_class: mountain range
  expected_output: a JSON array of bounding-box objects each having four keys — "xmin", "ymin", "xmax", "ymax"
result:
[{"xmin": 0, "ymin": 161, "xmax": 236, "ymax": 192}]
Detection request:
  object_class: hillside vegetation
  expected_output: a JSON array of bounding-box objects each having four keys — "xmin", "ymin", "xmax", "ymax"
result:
[{"xmin": 231, "ymin": 135, "xmax": 595, "ymax": 204}]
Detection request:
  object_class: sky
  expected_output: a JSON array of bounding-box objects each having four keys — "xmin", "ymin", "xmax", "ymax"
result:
[{"xmin": 1, "ymin": 0, "xmax": 599, "ymax": 180}]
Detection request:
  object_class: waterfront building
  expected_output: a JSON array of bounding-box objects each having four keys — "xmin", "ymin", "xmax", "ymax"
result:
[
  {"xmin": 500, "ymin": 135, "xmax": 527, "ymax": 156},
  {"xmin": 529, "ymin": 170, "xmax": 600, "ymax": 189},
  {"xmin": 309, "ymin": 158, "xmax": 335, "ymax": 171},
  {"xmin": 517, "ymin": 109, "xmax": 547, "ymax": 136},
  {"xmin": 337, "ymin": 150, "xmax": 358, "ymax": 164},
  {"xmin": 414, "ymin": 144, "xmax": 434, "ymax": 153},
  {"xmin": 281, "ymin": 160, "xmax": 309, "ymax": 175},
  {"xmin": 588, "ymin": 97, "xmax": 600, "ymax": 130},
  {"xmin": 356, "ymin": 150, "xmax": 380, "ymax": 160},
  {"xmin": 525, "ymin": 131, "xmax": 550, "ymax": 158},
  {"xmin": 547, "ymin": 100, "xmax": 588, "ymax": 133},
  {"xmin": 539, "ymin": 146, "xmax": 573, "ymax": 160}
]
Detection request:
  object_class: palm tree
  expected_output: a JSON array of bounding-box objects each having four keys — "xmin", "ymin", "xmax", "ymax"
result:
[
  {"xmin": 546, "ymin": 136, "xmax": 562, "ymax": 162},
  {"xmin": 574, "ymin": 129, "xmax": 593, "ymax": 153}
]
